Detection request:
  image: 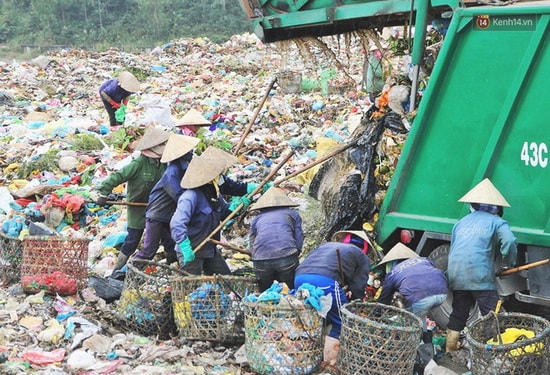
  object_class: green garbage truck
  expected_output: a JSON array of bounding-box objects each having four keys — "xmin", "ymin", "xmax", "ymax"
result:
[
  {"xmin": 374, "ymin": 1, "xmax": 550, "ymax": 326},
  {"xmin": 240, "ymin": 0, "xmax": 550, "ymax": 325}
]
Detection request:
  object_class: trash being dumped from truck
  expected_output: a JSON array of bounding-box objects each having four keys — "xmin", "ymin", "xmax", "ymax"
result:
[{"xmin": 309, "ymin": 105, "xmax": 403, "ymax": 240}]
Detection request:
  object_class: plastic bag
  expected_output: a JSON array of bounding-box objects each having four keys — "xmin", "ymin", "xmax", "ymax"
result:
[
  {"xmin": 115, "ymin": 104, "xmax": 126, "ymax": 123},
  {"xmin": 88, "ymin": 275, "xmax": 124, "ymax": 303},
  {"xmin": 140, "ymin": 94, "xmax": 175, "ymax": 127},
  {"xmin": 413, "ymin": 342, "xmax": 434, "ymax": 375}
]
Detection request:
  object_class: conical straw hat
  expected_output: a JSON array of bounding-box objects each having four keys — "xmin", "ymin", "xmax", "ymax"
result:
[
  {"xmin": 135, "ymin": 126, "xmax": 171, "ymax": 151},
  {"xmin": 376, "ymin": 243, "xmax": 419, "ymax": 267},
  {"xmin": 201, "ymin": 146, "xmax": 238, "ymax": 168},
  {"xmin": 118, "ymin": 71, "xmax": 141, "ymax": 92},
  {"xmin": 180, "ymin": 156, "xmax": 227, "ymax": 189},
  {"xmin": 332, "ymin": 230, "xmax": 374, "ymax": 248},
  {"xmin": 176, "ymin": 109, "xmax": 211, "ymax": 126},
  {"xmin": 160, "ymin": 134, "xmax": 200, "ymax": 163},
  {"xmin": 458, "ymin": 178, "xmax": 510, "ymax": 207},
  {"xmin": 250, "ymin": 187, "xmax": 299, "ymax": 210}
]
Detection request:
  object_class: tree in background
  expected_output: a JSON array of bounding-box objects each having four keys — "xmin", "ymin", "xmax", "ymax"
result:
[{"xmin": 0, "ymin": 0, "xmax": 250, "ymax": 49}]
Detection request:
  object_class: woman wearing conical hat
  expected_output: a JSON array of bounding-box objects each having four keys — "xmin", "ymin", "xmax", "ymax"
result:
[
  {"xmin": 248, "ymin": 187, "xmax": 304, "ymax": 292},
  {"xmin": 170, "ymin": 155, "xmax": 234, "ymax": 274},
  {"xmin": 375, "ymin": 243, "xmax": 447, "ymax": 343},
  {"xmin": 174, "ymin": 108, "xmax": 212, "ymax": 137},
  {"xmin": 446, "ymin": 178, "xmax": 517, "ymax": 353},
  {"xmin": 96, "ymin": 125, "xmax": 170, "ymax": 271},
  {"xmin": 294, "ymin": 231, "xmax": 371, "ymax": 366},
  {"xmin": 99, "ymin": 71, "xmax": 140, "ymax": 127}
]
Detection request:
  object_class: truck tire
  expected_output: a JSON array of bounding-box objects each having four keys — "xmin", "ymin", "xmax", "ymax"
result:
[{"xmin": 428, "ymin": 244, "xmax": 480, "ymax": 329}]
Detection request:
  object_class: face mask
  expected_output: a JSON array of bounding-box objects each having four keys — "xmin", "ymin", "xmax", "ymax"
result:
[{"xmin": 217, "ymin": 175, "xmax": 225, "ymax": 186}]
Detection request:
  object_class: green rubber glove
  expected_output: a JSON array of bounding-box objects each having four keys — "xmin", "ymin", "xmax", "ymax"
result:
[
  {"xmin": 247, "ymin": 182, "xmax": 274, "ymax": 195},
  {"xmin": 178, "ymin": 238, "xmax": 195, "ymax": 265},
  {"xmin": 115, "ymin": 104, "xmax": 126, "ymax": 123},
  {"xmin": 246, "ymin": 183, "xmax": 259, "ymax": 195},
  {"xmin": 228, "ymin": 196, "xmax": 252, "ymax": 212}
]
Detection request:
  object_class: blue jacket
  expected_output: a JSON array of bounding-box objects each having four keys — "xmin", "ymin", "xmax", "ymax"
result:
[
  {"xmin": 170, "ymin": 187, "xmax": 231, "ymax": 258},
  {"xmin": 448, "ymin": 210, "xmax": 517, "ymax": 291},
  {"xmin": 146, "ymin": 154, "xmax": 247, "ymax": 223},
  {"xmin": 99, "ymin": 78, "xmax": 132, "ymax": 103},
  {"xmin": 146, "ymin": 155, "xmax": 191, "ymax": 222},
  {"xmin": 378, "ymin": 257, "xmax": 448, "ymax": 308},
  {"xmin": 249, "ymin": 207, "xmax": 304, "ymax": 261},
  {"xmin": 296, "ymin": 242, "xmax": 370, "ymax": 300}
]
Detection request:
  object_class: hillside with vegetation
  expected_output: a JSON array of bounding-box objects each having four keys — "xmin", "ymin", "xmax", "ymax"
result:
[{"xmin": 0, "ymin": 0, "xmax": 250, "ymax": 52}]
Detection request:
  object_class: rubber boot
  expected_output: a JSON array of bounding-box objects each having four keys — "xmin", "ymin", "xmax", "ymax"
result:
[
  {"xmin": 113, "ymin": 253, "xmax": 129, "ymax": 271},
  {"xmin": 323, "ymin": 335, "xmax": 340, "ymax": 366},
  {"xmin": 445, "ymin": 329, "xmax": 461, "ymax": 353}
]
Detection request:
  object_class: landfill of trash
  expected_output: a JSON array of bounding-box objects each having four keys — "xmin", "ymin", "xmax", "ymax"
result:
[{"xmin": 0, "ymin": 31, "xmax": 440, "ymax": 374}]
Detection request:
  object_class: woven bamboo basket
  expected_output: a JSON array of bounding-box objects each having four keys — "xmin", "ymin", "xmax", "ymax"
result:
[
  {"xmin": 117, "ymin": 259, "xmax": 185, "ymax": 339},
  {"xmin": 0, "ymin": 231, "xmax": 23, "ymax": 285},
  {"xmin": 466, "ymin": 312, "xmax": 550, "ymax": 374},
  {"xmin": 170, "ymin": 274, "xmax": 257, "ymax": 344},
  {"xmin": 20, "ymin": 236, "xmax": 89, "ymax": 295},
  {"xmin": 336, "ymin": 301, "xmax": 423, "ymax": 375},
  {"xmin": 242, "ymin": 296, "xmax": 324, "ymax": 375}
]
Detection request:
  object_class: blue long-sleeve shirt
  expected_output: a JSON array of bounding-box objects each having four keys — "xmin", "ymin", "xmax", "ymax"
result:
[
  {"xmin": 249, "ymin": 207, "xmax": 303, "ymax": 261},
  {"xmin": 170, "ymin": 188, "xmax": 230, "ymax": 258},
  {"xmin": 296, "ymin": 242, "xmax": 370, "ymax": 300},
  {"xmin": 378, "ymin": 257, "xmax": 448, "ymax": 308},
  {"xmin": 99, "ymin": 78, "xmax": 132, "ymax": 103},
  {"xmin": 448, "ymin": 210, "xmax": 517, "ymax": 291}
]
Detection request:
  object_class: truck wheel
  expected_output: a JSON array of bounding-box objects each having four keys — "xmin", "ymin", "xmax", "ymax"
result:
[{"xmin": 428, "ymin": 244, "xmax": 481, "ymax": 329}]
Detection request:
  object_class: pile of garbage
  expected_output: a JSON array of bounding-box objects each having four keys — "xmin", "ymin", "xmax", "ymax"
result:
[{"xmin": 0, "ymin": 31, "xmax": 421, "ymax": 374}]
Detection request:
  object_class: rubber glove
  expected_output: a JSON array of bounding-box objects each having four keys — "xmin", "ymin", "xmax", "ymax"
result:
[
  {"xmin": 178, "ymin": 238, "xmax": 195, "ymax": 265},
  {"xmin": 247, "ymin": 182, "xmax": 274, "ymax": 194},
  {"xmin": 246, "ymin": 183, "xmax": 259, "ymax": 195},
  {"xmin": 109, "ymin": 100, "xmax": 121, "ymax": 109},
  {"xmin": 228, "ymin": 196, "xmax": 251, "ymax": 212}
]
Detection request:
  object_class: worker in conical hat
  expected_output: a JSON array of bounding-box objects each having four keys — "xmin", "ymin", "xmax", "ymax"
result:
[
  {"xmin": 170, "ymin": 155, "xmax": 235, "ymax": 274},
  {"xmin": 375, "ymin": 243, "xmax": 447, "ymax": 343},
  {"xmin": 96, "ymin": 125, "xmax": 171, "ymax": 271},
  {"xmin": 248, "ymin": 187, "xmax": 304, "ymax": 292},
  {"xmin": 294, "ymin": 229, "xmax": 371, "ymax": 366},
  {"xmin": 99, "ymin": 71, "xmax": 141, "ymax": 127},
  {"xmin": 446, "ymin": 178, "xmax": 517, "ymax": 353},
  {"xmin": 175, "ymin": 108, "xmax": 212, "ymax": 136},
  {"xmin": 331, "ymin": 229, "xmax": 373, "ymax": 255}
]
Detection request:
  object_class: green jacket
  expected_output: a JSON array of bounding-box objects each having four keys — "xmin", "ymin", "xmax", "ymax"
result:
[{"xmin": 98, "ymin": 155, "xmax": 166, "ymax": 229}]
